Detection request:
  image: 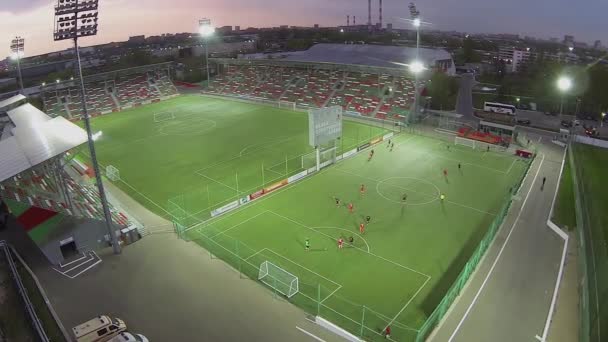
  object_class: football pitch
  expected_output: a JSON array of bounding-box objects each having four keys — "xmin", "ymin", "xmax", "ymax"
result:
[{"xmin": 86, "ymin": 94, "xmax": 529, "ymax": 341}]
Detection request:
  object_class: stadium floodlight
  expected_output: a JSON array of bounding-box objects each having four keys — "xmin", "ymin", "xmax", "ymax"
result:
[
  {"xmin": 412, "ymin": 18, "xmax": 421, "ymax": 27},
  {"xmin": 56, "ymin": 79, "xmax": 60, "ymax": 83},
  {"xmin": 409, "ymin": 60, "xmax": 425, "ymax": 74},
  {"xmin": 516, "ymin": 97, "xmax": 521, "ymax": 102},
  {"xmin": 199, "ymin": 18, "xmax": 214, "ymax": 88},
  {"xmin": 340, "ymin": 28, "xmax": 345, "ymax": 33},
  {"xmin": 602, "ymin": 112, "xmax": 606, "ymax": 127},
  {"xmin": 53, "ymin": 0, "xmax": 121, "ymax": 254},
  {"xmin": 557, "ymin": 76, "xmax": 572, "ymax": 92},
  {"xmin": 10, "ymin": 36, "xmax": 25, "ymax": 93},
  {"xmin": 557, "ymin": 76, "xmax": 572, "ymax": 117},
  {"xmin": 41, "ymin": 82, "xmax": 46, "ymax": 86}
]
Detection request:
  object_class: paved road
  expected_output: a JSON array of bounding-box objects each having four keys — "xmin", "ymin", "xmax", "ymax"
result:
[{"xmin": 430, "ymin": 140, "xmax": 567, "ymax": 342}]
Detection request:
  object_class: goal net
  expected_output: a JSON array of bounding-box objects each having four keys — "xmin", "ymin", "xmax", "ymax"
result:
[
  {"xmin": 278, "ymin": 100, "xmax": 296, "ymax": 110},
  {"xmin": 154, "ymin": 112, "xmax": 175, "ymax": 123},
  {"xmin": 258, "ymin": 261, "xmax": 299, "ymax": 298},
  {"xmin": 454, "ymin": 136, "xmax": 477, "ymax": 149},
  {"xmin": 301, "ymin": 146, "xmax": 337, "ymax": 171},
  {"xmin": 106, "ymin": 165, "xmax": 120, "ymax": 181}
]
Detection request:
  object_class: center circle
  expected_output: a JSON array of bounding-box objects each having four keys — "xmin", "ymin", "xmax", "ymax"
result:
[
  {"xmin": 375, "ymin": 177, "xmax": 440, "ymax": 206},
  {"xmin": 158, "ymin": 117, "xmax": 217, "ymax": 136}
]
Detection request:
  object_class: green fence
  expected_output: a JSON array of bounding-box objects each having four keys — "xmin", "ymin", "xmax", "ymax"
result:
[
  {"xmin": 570, "ymin": 143, "xmax": 606, "ymax": 342},
  {"xmin": 414, "ymin": 154, "xmax": 534, "ymax": 341},
  {"xmin": 186, "ymin": 226, "xmax": 419, "ymax": 341}
]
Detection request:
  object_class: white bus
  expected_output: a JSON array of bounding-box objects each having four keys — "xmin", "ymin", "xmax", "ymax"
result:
[{"xmin": 484, "ymin": 102, "xmax": 517, "ymax": 116}]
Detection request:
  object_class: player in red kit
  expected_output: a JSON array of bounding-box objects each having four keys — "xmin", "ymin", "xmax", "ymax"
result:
[
  {"xmin": 338, "ymin": 238, "xmax": 344, "ymax": 249},
  {"xmin": 348, "ymin": 202, "xmax": 354, "ymax": 213},
  {"xmin": 359, "ymin": 222, "xmax": 365, "ymax": 234}
]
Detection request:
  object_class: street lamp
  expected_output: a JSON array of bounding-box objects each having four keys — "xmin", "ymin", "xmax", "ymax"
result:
[
  {"xmin": 199, "ymin": 18, "xmax": 214, "ymax": 88},
  {"xmin": 557, "ymin": 76, "xmax": 572, "ymax": 117},
  {"xmin": 53, "ymin": 0, "xmax": 121, "ymax": 254},
  {"xmin": 602, "ymin": 112, "xmax": 606, "ymax": 127},
  {"xmin": 10, "ymin": 36, "xmax": 25, "ymax": 93}
]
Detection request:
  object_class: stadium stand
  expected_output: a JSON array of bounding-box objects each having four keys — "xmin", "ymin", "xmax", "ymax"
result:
[{"xmin": 42, "ymin": 63, "xmax": 178, "ymax": 120}]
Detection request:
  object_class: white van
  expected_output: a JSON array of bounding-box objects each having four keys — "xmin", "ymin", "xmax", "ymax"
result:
[
  {"xmin": 108, "ymin": 332, "xmax": 149, "ymax": 342},
  {"xmin": 72, "ymin": 315, "xmax": 127, "ymax": 342}
]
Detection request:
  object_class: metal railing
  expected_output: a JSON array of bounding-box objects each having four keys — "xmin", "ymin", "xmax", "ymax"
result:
[{"xmin": 0, "ymin": 241, "xmax": 49, "ymax": 342}]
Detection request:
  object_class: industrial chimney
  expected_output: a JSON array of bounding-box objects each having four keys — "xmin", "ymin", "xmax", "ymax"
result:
[
  {"xmin": 379, "ymin": 0, "xmax": 383, "ymax": 28},
  {"xmin": 354, "ymin": 16, "xmax": 356, "ymax": 25},
  {"xmin": 347, "ymin": 15, "xmax": 350, "ymax": 26},
  {"xmin": 368, "ymin": 0, "xmax": 372, "ymax": 29}
]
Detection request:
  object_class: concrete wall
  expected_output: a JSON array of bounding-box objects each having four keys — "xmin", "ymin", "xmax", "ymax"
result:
[{"xmin": 38, "ymin": 218, "xmax": 109, "ymax": 265}]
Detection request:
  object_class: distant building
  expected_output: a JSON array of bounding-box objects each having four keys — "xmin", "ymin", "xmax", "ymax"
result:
[
  {"xmin": 216, "ymin": 26, "xmax": 233, "ymax": 34},
  {"xmin": 235, "ymin": 26, "xmax": 241, "ymax": 31},
  {"xmin": 314, "ymin": 24, "xmax": 319, "ymax": 29},
  {"xmin": 386, "ymin": 23, "xmax": 393, "ymax": 31},
  {"xmin": 573, "ymin": 41, "xmax": 588, "ymax": 49},
  {"xmin": 499, "ymin": 46, "xmax": 535, "ymax": 73},
  {"xmin": 128, "ymin": 35, "xmax": 146, "ymax": 44},
  {"xmin": 563, "ymin": 35, "xmax": 574, "ymax": 45},
  {"xmin": 549, "ymin": 37, "xmax": 559, "ymax": 43},
  {"xmin": 594, "ymin": 40, "xmax": 602, "ymax": 50}
]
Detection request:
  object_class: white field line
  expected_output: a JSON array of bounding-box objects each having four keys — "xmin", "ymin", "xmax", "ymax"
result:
[
  {"xmin": 314, "ymin": 227, "xmax": 370, "ymax": 253},
  {"xmin": 263, "ymin": 248, "xmax": 343, "ymax": 299},
  {"xmin": 195, "ymin": 171, "xmax": 238, "ymax": 192},
  {"xmin": 184, "ymin": 165, "xmax": 334, "ymax": 233},
  {"xmin": 336, "ymin": 168, "xmax": 496, "ymax": 216},
  {"xmin": 244, "ymin": 247, "xmax": 269, "ymax": 261},
  {"xmin": 81, "ymin": 152, "xmax": 173, "ymax": 216},
  {"xmin": 336, "ymin": 168, "xmax": 437, "ymax": 200},
  {"xmin": 505, "ymin": 158, "xmax": 517, "ymax": 175},
  {"xmin": 185, "ymin": 131, "xmax": 415, "ymax": 233},
  {"xmin": 268, "ymin": 210, "xmax": 431, "ymax": 279},
  {"xmin": 384, "ymin": 274, "xmax": 432, "ymax": 331},
  {"xmin": 448, "ymin": 153, "xmax": 545, "ymax": 341},
  {"xmin": 207, "ymin": 210, "xmax": 270, "ymax": 239},
  {"xmin": 296, "ymin": 327, "xmax": 327, "ymax": 342}
]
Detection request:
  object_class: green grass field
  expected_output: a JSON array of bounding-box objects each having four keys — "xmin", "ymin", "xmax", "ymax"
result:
[
  {"xmin": 83, "ymin": 94, "xmax": 389, "ymax": 223},
  {"xmin": 554, "ymin": 158, "xmax": 576, "ymax": 230},
  {"xmin": 572, "ymin": 143, "xmax": 608, "ymax": 341},
  {"xmin": 86, "ymin": 94, "xmax": 529, "ymax": 341}
]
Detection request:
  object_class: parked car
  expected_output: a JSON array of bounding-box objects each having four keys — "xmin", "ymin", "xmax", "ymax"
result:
[
  {"xmin": 108, "ymin": 332, "xmax": 149, "ymax": 342},
  {"xmin": 573, "ymin": 119, "xmax": 581, "ymax": 126},
  {"xmin": 72, "ymin": 315, "xmax": 126, "ymax": 342},
  {"xmin": 516, "ymin": 119, "xmax": 531, "ymax": 125},
  {"xmin": 561, "ymin": 120, "xmax": 573, "ymax": 128}
]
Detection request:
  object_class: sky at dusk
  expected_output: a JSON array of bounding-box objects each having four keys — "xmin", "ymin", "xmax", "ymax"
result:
[{"xmin": 2, "ymin": 0, "xmax": 608, "ymax": 57}]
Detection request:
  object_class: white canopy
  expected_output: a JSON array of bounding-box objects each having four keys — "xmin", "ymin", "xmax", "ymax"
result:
[
  {"xmin": 0, "ymin": 103, "xmax": 87, "ymax": 182},
  {"xmin": 0, "ymin": 94, "xmax": 26, "ymax": 112}
]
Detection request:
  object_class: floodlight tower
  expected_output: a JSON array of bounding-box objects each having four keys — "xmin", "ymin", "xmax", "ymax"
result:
[
  {"xmin": 409, "ymin": 3, "xmax": 422, "ymax": 121},
  {"xmin": 10, "ymin": 36, "xmax": 25, "ymax": 93},
  {"xmin": 54, "ymin": 0, "xmax": 121, "ymax": 254},
  {"xmin": 199, "ymin": 18, "xmax": 214, "ymax": 88},
  {"xmin": 556, "ymin": 76, "xmax": 572, "ymax": 118}
]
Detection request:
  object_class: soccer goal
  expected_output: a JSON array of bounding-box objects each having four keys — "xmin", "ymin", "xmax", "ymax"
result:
[
  {"xmin": 154, "ymin": 111, "xmax": 175, "ymax": 123},
  {"xmin": 258, "ymin": 261, "xmax": 299, "ymax": 298},
  {"xmin": 106, "ymin": 165, "xmax": 120, "ymax": 181},
  {"xmin": 301, "ymin": 146, "xmax": 337, "ymax": 172},
  {"xmin": 278, "ymin": 100, "xmax": 297, "ymax": 110},
  {"xmin": 454, "ymin": 136, "xmax": 477, "ymax": 149}
]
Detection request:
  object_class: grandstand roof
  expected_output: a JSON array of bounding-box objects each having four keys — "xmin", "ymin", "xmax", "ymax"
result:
[
  {"xmin": 268, "ymin": 43, "xmax": 453, "ymax": 69},
  {"xmin": 0, "ymin": 94, "xmax": 26, "ymax": 112},
  {"xmin": 0, "ymin": 103, "xmax": 87, "ymax": 182}
]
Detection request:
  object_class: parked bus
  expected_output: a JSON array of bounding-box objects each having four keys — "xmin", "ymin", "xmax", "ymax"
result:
[{"xmin": 484, "ymin": 102, "xmax": 517, "ymax": 115}]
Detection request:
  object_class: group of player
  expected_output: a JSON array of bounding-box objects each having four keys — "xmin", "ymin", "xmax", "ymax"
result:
[{"xmin": 366, "ymin": 139, "xmax": 397, "ymax": 162}]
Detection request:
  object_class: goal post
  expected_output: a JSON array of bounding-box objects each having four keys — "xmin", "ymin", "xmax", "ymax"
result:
[
  {"xmin": 454, "ymin": 136, "xmax": 477, "ymax": 149},
  {"xmin": 301, "ymin": 146, "xmax": 337, "ymax": 171},
  {"xmin": 154, "ymin": 111, "xmax": 175, "ymax": 123},
  {"xmin": 106, "ymin": 165, "xmax": 120, "ymax": 181},
  {"xmin": 258, "ymin": 261, "xmax": 299, "ymax": 298},
  {"xmin": 278, "ymin": 100, "xmax": 296, "ymax": 110}
]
